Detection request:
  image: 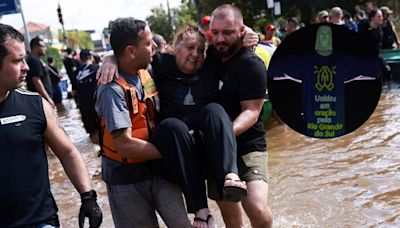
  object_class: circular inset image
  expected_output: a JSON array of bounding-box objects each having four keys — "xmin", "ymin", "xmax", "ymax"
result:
[{"xmin": 268, "ymin": 23, "xmax": 382, "ymax": 138}]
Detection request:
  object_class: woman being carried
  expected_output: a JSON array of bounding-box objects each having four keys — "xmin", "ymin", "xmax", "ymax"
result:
[{"xmin": 98, "ymin": 26, "xmax": 248, "ymax": 228}]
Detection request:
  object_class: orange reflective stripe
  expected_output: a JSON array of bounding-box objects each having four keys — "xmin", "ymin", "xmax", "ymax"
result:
[
  {"xmin": 100, "ymin": 121, "xmax": 146, "ymax": 164},
  {"xmin": 138, "ymin": 69, "xmax": 159, "ymax": 126},
  {"xmin": 139, "ymin": 69, "xmax": 157, "ymax": 99}
]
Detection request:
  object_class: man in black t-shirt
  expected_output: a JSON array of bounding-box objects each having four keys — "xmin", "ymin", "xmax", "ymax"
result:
[
  {"xmin": 358, "ymin": 9, "xmax": 383, "ymax": 52},
  {"xmin": 26, "ymin": 37, "xmax": 54, "ymax": 107},
  {"xmin": 63, "ymin": 47, "xmax": 81, "ymax": 103},
  {"xmin": 358, "ymin": 9, "xmax": 392, "ymax": 81},
  {"xmin": 47, "ymin": 57, "xmax": 62, "ymax": 105},
  {"xmin": 75, "ymin": 49, "xmax": 100, "ymax": 144},
  {"xmin": 208, "ymin": 4, "xmax": 273, "ymax": 228}
]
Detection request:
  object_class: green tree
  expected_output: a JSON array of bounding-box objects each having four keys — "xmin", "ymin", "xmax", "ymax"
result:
[
  {"xmin": 44, "ymin": 47, "xmax": 63, "ymax": 70},
  {"xmin": 173, "ymin": 0, "xmax": 197, "ymax": 33},
  {"xmin": 186, "ymin": 0, "xmax": 394, "ymax": 28},
  {"xmin": 60, "ymin": 30, "xmax": 94, "ymax": 50},
  {"xmin": 147, "ymin": 0, "xmax": 196, "ymax": 43},
  {"xmin": 146, "ymin": 4, "xmax": 174, "ymax": 42},
  {"xmin": 190, "ymin": 0, "xmax": 270, "ymax": 28}
]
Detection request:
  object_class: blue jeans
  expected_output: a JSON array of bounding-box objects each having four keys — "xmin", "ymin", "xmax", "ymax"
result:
[{"xmin": 107, "ymin": 175, "xmax": 191, "ymax": 228}]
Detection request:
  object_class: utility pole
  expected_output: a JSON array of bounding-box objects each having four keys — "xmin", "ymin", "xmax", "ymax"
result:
[
  {"xmin": 266, "ymin": 0, "xmax": 275, "ymax": 24},
  {"xmin": 193, "ymin": 0, "xmax": 201, "ymax": 27},
  {"xmin": 15, "ymin": 0, "xmax": 30, "ymax": 52},
  {"xmin": 166, "ymin": 0, "xmax": 173, "ymax": 41}
]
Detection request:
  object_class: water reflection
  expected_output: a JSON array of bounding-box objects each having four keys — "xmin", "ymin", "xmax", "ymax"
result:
[{"xmin": 49, "ymin": 85, "xmax": 400, "ymax": 227}]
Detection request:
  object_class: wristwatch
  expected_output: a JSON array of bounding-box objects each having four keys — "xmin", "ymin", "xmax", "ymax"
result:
[{"xmin": 80, "ymin": 190, "xmax": 97, "ymax": 200}]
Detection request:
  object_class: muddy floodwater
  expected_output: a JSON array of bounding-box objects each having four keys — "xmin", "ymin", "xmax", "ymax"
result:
[{"xmin": 49, "ymin": 84, "xmax": 400, "ymax": 227}]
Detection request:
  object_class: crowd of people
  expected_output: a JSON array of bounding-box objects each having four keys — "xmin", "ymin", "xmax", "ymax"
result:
[
  {"xmin": 261, "ymin": 4, "xmax": 398, "ymax": 52},
  {"xmin": 314, "ymin": 4, "xmax": 399, "ymax": 53},
  {"xmin": 1, "ymin": 1, "xmax": 398, "ymax": 228}
]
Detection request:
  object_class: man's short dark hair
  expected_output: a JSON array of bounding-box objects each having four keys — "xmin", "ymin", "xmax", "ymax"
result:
[
  {"xmin": 47, "ymin": 56, "xmax": 54, "ymax": 64},
  {"xmin": 30, "ymin": 36, "xmax": 43, "ymax": 50},
  {"xmin": 153, "ymin": 34, "xmax": 166, "ymax": 48},
  {"xmin": 109, "ymin": 17, "xmax": 147, "ymax": 58},
  {"xmin": 211, "ymin": 4, "xmax": 244, "ymax": 26},
  {"xmin": 0, "ymin": 23, "xmax": 24, "ymax": 69},
  {"xmin": 368, "ymin": 9, "xmax": 380, "ymax": 20},
  {"xmin": 65, "ymin": 47, "xmax": 74, "ymax": 55},
  {"xmin": 79, "ymin": 49, "xmax": 92, "ymax": 61}
]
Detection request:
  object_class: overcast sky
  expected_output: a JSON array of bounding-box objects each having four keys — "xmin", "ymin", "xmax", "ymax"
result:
[{"xmin": 0, "ymin": 0, "xmax": 182, "ymax": 32}]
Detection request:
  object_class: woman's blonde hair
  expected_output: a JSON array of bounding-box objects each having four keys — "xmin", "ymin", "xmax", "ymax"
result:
[{"xmin": 173, "ymin": 25, "xmax": 207, "ymax": 47}]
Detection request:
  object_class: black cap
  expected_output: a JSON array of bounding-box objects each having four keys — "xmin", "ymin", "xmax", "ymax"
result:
[{"xmin": 79, "ymin": 49, "xmax": 92, "ymax": 60}]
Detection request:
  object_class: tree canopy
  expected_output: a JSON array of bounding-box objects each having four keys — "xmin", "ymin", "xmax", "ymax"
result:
[
  {"xmin": 145, "ymin": 0, "xmax": 395, "ymax": 35},
  {"xmin": 59, "ymin": 30, "xmax": 94, "ymax": 50},
  {"xmin": 146, "ymin": 0, "xmax": 196, "ymax": 43}
]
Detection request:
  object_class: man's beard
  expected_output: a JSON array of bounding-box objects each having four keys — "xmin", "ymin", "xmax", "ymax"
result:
[{"xmin": 215, "ymin": 38, "xmax": 241, "ymax": 58}]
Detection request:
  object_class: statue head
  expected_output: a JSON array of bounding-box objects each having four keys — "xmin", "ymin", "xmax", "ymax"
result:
[{"xmin": 315, "ymin": 25, "xmax": 332, "ymax": 56}]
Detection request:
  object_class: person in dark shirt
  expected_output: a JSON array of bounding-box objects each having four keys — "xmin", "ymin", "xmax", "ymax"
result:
[
  {"xmin": 26, "ymin": 36, "xmax": 54, "ymax": 107},
  {"xmin": 359, "ymin": 9, "xmax": 392, "ymax": 81},
  {"xmin": 63, "ymin": 47, "xmax": 81, "ymax": 104},
  {"xmin": 47, "ymin": 56, "xmax": 62, "ymax": 105},
  {"xmin": 343, "ymin": 13, "xmax": 358, "ymax": 32},
  {"xmin": 208, "ymin": 4, "xmax": 273, "ymax": 228},
  {"xmin": 381, "ymin": 6, "xmax": 399, "ymax": 49},
  {"xmin": 75, "ymin": 49, "xmax": 100, "ymax": 144},
  {"xmin": 358, "ymin": 9, "xmax": 383, "ymax": 52}
]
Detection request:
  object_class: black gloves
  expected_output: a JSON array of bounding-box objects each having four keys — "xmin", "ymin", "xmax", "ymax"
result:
[{"xmin": 78, "ymin": 190, "xmax": 103, "ymax": 228}]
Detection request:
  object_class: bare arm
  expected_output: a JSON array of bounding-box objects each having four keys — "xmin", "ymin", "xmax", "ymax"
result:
[
  {"xmin": 33, "ymin": 76, "xmax": 55, "ymax": 107},
  {"xmin": 42, "ymin": 99, "xmax": 92, "ymax": 194},
  {"xmin": 96, "ymin": 52, "xmax": 118, "ymax": 84},
  {"xmin": 233, "ymin": 98, "xmax": 264, "ymax": 136},
  {"xmin": 242, "ymin": 26, "xmax": 260, "ymax": 48},
  {"xmin": 111, "ymin": 128, "xmax": 161, "ymax": 160}
]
